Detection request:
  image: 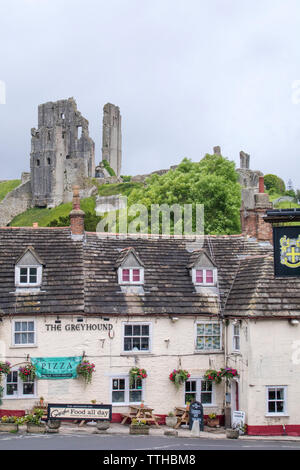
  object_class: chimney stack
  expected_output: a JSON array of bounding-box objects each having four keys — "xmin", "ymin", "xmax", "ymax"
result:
[
  {"xmin": 259, "ymin": 176, "xmax": 265, "ymax": 193},
  {"xmin": 70, "ymin": 186, "xmax": 85, "ymax": 240}
]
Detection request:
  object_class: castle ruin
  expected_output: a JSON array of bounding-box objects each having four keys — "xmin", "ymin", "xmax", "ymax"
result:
[
  {"xmin": 30, "ymin": 97, "xmax": 95, "ymax": 208},
  {"xmin": 101, "ymin": 103, "xmax": 122, "ymax": 178}
]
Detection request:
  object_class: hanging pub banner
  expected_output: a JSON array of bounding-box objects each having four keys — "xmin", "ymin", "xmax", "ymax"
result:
[
  {"xmin": 31, "ymin": 356, "xmax": 82, "ymax": 380},
  {"xmin": 273, "ymin": 226, "xmax": 300, "ymax": 277}
]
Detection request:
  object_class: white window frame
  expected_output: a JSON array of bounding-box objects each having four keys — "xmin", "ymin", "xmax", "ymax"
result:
[
  {"xmin": 12, "ymin": 319, "xmax": 37, "ymax": 348},
  {"xmin": 118, "ymin": 267, "xmax": 144, "ymax": 285},
  {"xmin": 195, "ymin": 321, "xmax": 222, "ymax": 352},
  {"xmin": 110, "ymin": 375, "xmax": 144, "ymax": 406},
  {"xmin": 122, "ymin": 322, "xmax": 152, "ymax": 354},
  {"xmin": 15, "ymin": 265, "xmax": 42, "ymax": 288},
  {"xmin": 192, "ymin": 268, "xmax": 217, "ymax": 286},
  {"xmin": 184, "ymin": 377, "xmax": 216, "ymax": 407},
  {"xmin": 3, "ymin": 367, "xmax": 37, "ymax": 400},
  {"xmin": 232, "ymin": 323, "xmax": 240, "ymax": 352},
  {"xmin": 266, "ymin": 386, "xmax": 288, "ymax": 416}
]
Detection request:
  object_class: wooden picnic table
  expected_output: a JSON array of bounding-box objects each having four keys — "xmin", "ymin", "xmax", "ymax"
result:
[
  {"xmin": 174, "ymin": 406, "xmax": 189, "ymax": 428},
  {"xmin": 128, "ymin": 405, "xmax": 160, "ymax": 427}
]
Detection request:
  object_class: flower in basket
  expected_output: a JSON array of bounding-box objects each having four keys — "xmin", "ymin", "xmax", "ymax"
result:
[
  {"xmin": 204, "ymin": 369, "xmax": 222, "ymax": 384},
  {"xmin": 18, "ymin": 363, "xmax": 36, "ymax": 381},
  {"xmin": 169, "ymin": 369, "xmax": 190, "ymax": 390},
  {"xmin": 0, "ymin": 361, "xmax": 11, "ymax": 377},
  {"xmin": 76, "ymin": 360, "xmax": 95, "ymax": 384},
  {"xmin": 220, "ymin": 367, "xmax": 239, "ymax": 379},
  {"xmin": 129, "ymin": 367, "xmax": 147, "ymax": 387}
]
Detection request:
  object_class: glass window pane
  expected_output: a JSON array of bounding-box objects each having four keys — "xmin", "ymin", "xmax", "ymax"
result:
[
  {"xmin": 129, "ymin": 390, "xmax": 142, "ymax": 402},
  {"xmin": 268, "ymin": 401, "xmax": 276, "ymax": 413},
  {"xmin": 23, "ymin": 382, "xmax": 34, "ymax": 395},
  {"xmin": 141, "ymin": 325, "xmax": 149, "ymax": 336},
  {"xmin": 206, "ymin": 270, "xmax": 213, "ymax": 283},
  {"xmin": 196, "ymin": 337, "xmax": 204, "ymax": 349},
  {"xmin": 133, "ymin": 325, "xmax": 141, "ymax": 336},
  {"xmin": 7, "ymin": 384, "xmax": 17, "ymax": 395},
  {"xmin": 122, "ymin": 269, "xmax": 130, "ymax": 282},
  {"xmin": 205, "ymin": 324, "xmax": 212, "ymax": 335},
  {"xmin": 141, "ymin": 338, "xmax": 149, "ymax": 350},
  {"xmin": 277, "ymin": 401, "xmax": 284, "ymax": 413},
  {"xmin": 132, "ymin": 269, "xmax": 140, "ymax": 282},
  {"xmin": 112, "ymin": 391, "xmax": 125, "ymax": 403},
  {"xmin": 14, "ymin": 333, "xmax": 21, "ymax": 344},
  {"xmin": 124, "ymin": 325, "xmax": 132, "ymax": 336},
  {"xmin": 124, "ymin": 338, "xmax": 132, "ymax": 351},
  {"xmin": 197, "ymin": 324, "xmax": 204, "ymax": 335},
  {"xmin": 27, "ymin": 332, "xmax": 34, "ymax": 344},
  {"xmin": 277, "ymin": 389, "xmax": 284, "ymax": 400},
  {"xmin": 15, "ymin": 322, "xmax": 21, "ymax": 332},
  {"xmin": 268, "ymin": 389, "xmax": 276, "ymax": 400},
  {"xmin": 196, "ymin": 269, "xmax": 203, "ymax": 283},
  {"xmin": 132, "ymin": 338, "xmax": 141, "ymax": 350},
  {"xmin": 21, "ymin": 333, "xmax": 27, "ymax": 344},
  {"xmin": 28, "ymin": 322, "xmax": 34, "ymax": 332},
  {"xmin": 213, "ymin": 324, "xmax": 220, "ymax": 335},
  {"xmin": 21, "ymin": 322, "xmax": 28, "ymax": 332},
  {"xmin": 201, "ymin": 392, "xmax": 212, "ymax": 404}
]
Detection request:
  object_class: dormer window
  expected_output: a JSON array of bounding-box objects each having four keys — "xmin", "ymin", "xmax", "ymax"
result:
[
  {"xmin": 116, "ymin": 248, "xmax": 144, "ymax": 287},
  {"xmin": 195, "ymin": 268, "xmax": 215, "ymax": 285},
  {"xmin": 15, "ymin": 247, "xmax": 43, "ymax": 290},
  {"xmin": 121, "ymin": 268, "xmax": 142, "ymax": 284},
  {"xmin": 188, "ymin": 250, "xmax": 218, "ymax": 288}
]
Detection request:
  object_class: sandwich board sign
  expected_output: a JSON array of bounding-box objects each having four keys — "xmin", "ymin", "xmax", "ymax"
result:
[{"xmin": 232, "ymin": 411, "xmax": 245, "ymax": 431}]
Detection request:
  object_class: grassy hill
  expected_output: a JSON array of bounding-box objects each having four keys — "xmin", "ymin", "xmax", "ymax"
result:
[
  {"xmin": 9, "ymin": 181, "xmax": 143, "ymax": 227},
  {"xmin": 0, "ymin": 180, "xmax": 21, "ymax": 201}
]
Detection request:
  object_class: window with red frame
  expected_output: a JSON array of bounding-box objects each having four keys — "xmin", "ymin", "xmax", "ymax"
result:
[
  {"xmin": 121, "ymin": 268, "xmax": 142, "ymax": 284},
  {"xmin": 195, "ymin": 269, "xmax": 215, "ymax": 285}
]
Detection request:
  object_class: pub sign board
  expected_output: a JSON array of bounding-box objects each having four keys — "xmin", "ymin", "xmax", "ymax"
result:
[
  {"xmin": 189, "ymin": 401, "xmax": 204, "ymax": 431},
  {"xmin": 273, "ymin": 226, "xmax": 300, "ymax": 277},
  {"xmin": 47, "ymin": 403, "xmax": 112, "ymax": 421}
]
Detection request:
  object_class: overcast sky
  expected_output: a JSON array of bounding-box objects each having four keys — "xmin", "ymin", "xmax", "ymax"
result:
[{"xmin": 1, "ymin": 0, "xmax": 300, "ymax": 189}]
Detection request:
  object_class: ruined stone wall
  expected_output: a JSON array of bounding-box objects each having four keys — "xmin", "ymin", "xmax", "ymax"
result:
[
  {"xmin": 31, "ymin": 97, "xmax": 95, "ymax": 208},
  {"xmin": 0, "ymin": 181, "xmax": 31, "ymax": 226},
  {"xmin": 102, "ymin": 103, "xmax": 122, "ymax": 177}
]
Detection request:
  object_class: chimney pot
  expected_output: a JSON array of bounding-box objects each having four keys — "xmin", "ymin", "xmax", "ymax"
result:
[
  {"xmin": 259, "ymin": 176, "xmax": 265, "ymax": 193},
  {"xmin": 70, "ymin": 186, "xmax": 85, "ymax": 239}
]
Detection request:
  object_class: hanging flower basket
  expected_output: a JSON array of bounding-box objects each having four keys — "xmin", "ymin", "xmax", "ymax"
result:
[
  {"xmin": 129, "ymin": 367, "xmax": 147, "ymax": 387},
  {"xmin": 19, "ymin": 363, "xmax": 36, "ymax": 381},
  {"xmin": 204, "ymin": 369, "xmax": 223, "ymax": 384},
  {"xmin": 76, "ymin": 360, "xmax": 95, "ymax": 384},
  {"xmin": 204, "ymin": 367, "xmax": 239, "ymax": 384},
  {"xmin": 0, "ymin": 361, "xmax": 11, "ymax": 378},
  {"xmin": 169, "ymin": 369, "xmax": 190, "ymax": 390}
]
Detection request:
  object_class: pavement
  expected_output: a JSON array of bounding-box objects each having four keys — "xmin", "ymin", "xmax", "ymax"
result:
[{"xmin": 30, "ymin": 421, "xmax": 300, "ymax": 442}]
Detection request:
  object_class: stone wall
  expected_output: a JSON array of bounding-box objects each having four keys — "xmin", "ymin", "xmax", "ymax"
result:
[{"xmin": 0, "ymin": 180, "xmax": 32, "ymax": 227}]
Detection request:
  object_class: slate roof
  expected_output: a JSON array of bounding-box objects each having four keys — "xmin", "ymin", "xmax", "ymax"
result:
[{"xmin": 0, "ymin": 226, "xmax": 297, "ymax": 318}]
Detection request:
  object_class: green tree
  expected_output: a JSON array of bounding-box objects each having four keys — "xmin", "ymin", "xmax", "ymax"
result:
[
  {"xmin": 127, "ymin": 155, "xmax": 241, "ymax": 235},
  {"xmin": 264, "ymin": 174, "xmax": 285, "ymax": 194}
]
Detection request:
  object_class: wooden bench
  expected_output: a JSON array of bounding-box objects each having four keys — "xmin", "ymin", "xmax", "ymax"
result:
[{"xmin": 120, "ymin": 413, "xmax": 137, "ymax": 425}]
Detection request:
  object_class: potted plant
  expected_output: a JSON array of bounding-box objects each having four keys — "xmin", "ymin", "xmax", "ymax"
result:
[
  {"xmin": 129, "ymin": 419, "xmax": 150, "ymax": 435},
  {"xmin": 165, "ymin": 412, "xmax": 178, "ymax": 428},
  {"xmin": 25, "ymin": 408, "xmax": 46, "ymax": 433},
  {"xmin": 206, "ymin": 413, "xmax": 220, "ymax": 427},
  {"xmin": 39, "ymin": 396, "xmax": 45, "ymax": 406},
  {"xmin": 76, "ymin": 360, "xmax": 95, "ymax": 384},
  {"xmin": 169, "ymin": 369, "xmax": 190, "ymax": 390},
  {"xmin": 0, "ymin": 415, "xmax": 19, "ymax": 433}
]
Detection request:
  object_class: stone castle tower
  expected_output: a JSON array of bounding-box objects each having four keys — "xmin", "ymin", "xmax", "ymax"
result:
[
  {"xmin": 30, "ymin": 97, "xmax": 95, "ymax": 207},
  {"xmin": 102, "ymin": 103, "xmax": 122, "ymax": 177}
]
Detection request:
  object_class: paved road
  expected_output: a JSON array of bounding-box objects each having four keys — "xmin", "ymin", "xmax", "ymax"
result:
[{"xmin": 0, "ymin": 433, "xmax": 300, "ymax": 450}]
